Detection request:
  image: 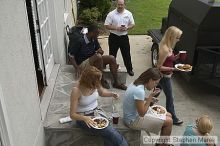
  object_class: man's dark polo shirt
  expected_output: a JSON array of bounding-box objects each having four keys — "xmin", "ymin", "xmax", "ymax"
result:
[{"xmin": 69, "ymin": 35, "xmax": 101, "ymax": 65}]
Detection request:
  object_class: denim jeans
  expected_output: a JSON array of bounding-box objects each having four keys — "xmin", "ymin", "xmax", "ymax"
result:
[
  {"xmin": 159, "ymin": 77, "xmax": 178, "ymax": 122},
  {"xmin": 76, "ymin": 120, "xmax": 128, "ymax": 146}
]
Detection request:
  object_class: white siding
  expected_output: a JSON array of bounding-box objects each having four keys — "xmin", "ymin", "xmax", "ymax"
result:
[
  {"xmin": 52, "ymin": 0, "xmax": 76, "ymax": 64},
  {"xmin": 53, "ymin": 0, "xmax": 67, "ymax": 64},
  {"xmin": 0, "ymin": 0, "xmax": 44, "ymax": 146}
]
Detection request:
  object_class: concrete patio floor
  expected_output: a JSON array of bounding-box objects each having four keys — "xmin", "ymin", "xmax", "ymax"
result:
[{"xmin": 44, "ymin": 35, "xmax": 220, "ymax": 145}]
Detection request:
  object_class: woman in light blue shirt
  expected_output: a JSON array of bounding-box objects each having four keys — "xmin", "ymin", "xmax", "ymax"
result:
[{"xmin": 123, "ymin": 68, "xmax": 173, "ymax": 146}]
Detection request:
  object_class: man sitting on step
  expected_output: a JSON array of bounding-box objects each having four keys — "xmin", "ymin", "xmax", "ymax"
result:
[{"xmin": 68, "ymin": 24, "xmax": 127, "ymax": 90}]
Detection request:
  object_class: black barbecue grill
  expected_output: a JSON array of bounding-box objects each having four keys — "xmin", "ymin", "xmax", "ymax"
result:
[{"xmin": 148, "ymin": 0, "xmax": 220, "ymax": 79}]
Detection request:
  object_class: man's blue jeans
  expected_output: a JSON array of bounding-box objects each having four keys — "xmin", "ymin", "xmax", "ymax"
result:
[
  {"xmin": 76, "ymin": 120, "xmax": 128, "ymax": 146},
  {"xmin": 159, "ymin": 77, "xmax": 178, "ymax": 122}
]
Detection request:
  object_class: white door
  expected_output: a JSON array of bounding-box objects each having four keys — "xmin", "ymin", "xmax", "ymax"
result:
[{"xmin": 35, "ymin": 0, "xmax": 54, "ymax": 83}]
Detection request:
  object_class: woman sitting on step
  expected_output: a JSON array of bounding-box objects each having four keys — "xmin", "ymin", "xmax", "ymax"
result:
[
  {"xmin": 123, "ymin": 68, "xmax": 173, "ymax": 146},
  {"xmin": 70, "ymin": 66, "xmax": 128, "ymax": 146}
]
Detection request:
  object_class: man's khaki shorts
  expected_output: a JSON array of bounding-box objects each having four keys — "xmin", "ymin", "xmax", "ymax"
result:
[{"xmin": 79, "ymin": 58, "xmax": 91, "ymax": 71}]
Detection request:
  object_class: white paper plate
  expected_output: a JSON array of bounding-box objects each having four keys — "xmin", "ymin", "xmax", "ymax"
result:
[
  {"xmin": 91, "ymin": 117, "xmax": 109, "ymax": 129},
  {"xmin": 151, "ymin": 105, "xmax": 167, "ymax": 115},
  {"xmin": 175, "ymin": 64, "xmax": 192, "ymax": 72},
  {"xmin": 147, "ymin": 105, "xmax": 167, "ymax": 120}
]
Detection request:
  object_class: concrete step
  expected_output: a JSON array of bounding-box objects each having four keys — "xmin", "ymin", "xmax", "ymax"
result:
[
  {"xmin": 102, "ymin": 65, "xmax": 127, "ymax": 85},
  {"xmin": 68, "ymin": 64, "xmax": 127, "ymax": 85},
  {"xmin": 44, "ymin": 97, "xmax": 141, "ymax": 146},
  {"xmin": 44, "ymin": 113, "xmax": 141, "ymax": 146}
]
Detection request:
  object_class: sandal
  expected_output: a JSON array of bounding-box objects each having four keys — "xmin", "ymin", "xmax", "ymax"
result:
[{"xmin": 113, "ymin": 83, "xmax": 127, "ymax": 90}]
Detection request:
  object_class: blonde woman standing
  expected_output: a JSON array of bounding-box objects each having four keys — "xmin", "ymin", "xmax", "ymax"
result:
[{"xmin": 156, "ymin": 26, "xmax": 183, "ymax": 125}]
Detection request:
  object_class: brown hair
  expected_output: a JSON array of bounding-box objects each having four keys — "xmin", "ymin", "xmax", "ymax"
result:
[
  {"xmin": 79, "ymin": 66, "xmax": 102, "ymax": 89},
  {"xmin": 133, "ymin": 68, "xmax": 162, "ymax": 86}
]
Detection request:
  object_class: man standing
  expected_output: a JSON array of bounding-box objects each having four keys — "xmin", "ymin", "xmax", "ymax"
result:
[
  {"xmin": 105, "ymin": 0, "xmax": 135, "ymax": 76},
  {"xmin": 68, "ymin": 24, "xmax": 127, "ymax": 90}
]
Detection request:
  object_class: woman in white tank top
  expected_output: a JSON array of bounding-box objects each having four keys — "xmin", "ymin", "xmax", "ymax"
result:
[{"xmin": 70, "ymin": 66, "xmax": 128, "ymax": 146}]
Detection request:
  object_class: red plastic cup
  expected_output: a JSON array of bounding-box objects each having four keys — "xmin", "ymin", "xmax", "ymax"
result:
[
  {"xmin": 179, "ymin": 51, "xmax": 187, "ymax": 61},
  {"xmin": 112, "ymin": 113, "xmax": 120, "ymax": 124}
]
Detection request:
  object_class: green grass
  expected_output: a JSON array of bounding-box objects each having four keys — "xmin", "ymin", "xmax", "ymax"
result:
[
  {"xmin": 125, "ymin": 0, "xmax": 220, "ymax": 34},
  {"xmin": 125, "ymin": 0, "xmax": 171, "ymax": 34}
]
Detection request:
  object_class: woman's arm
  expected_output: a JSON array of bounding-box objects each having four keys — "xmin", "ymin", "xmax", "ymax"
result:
[
  {"xmin": 135, "ymin": 90, "xmax": 161, "ymax": 117},
  {"xmin": 135, "ymin": 95, "xmax": 153, "ymax": 117},
  {"xmin": 97, "ymin": 87, "xmax": 119, "ymax": 99},
  {"xmin": 70, "ymin": 87, "xmax": 96, "ymax": 127}
]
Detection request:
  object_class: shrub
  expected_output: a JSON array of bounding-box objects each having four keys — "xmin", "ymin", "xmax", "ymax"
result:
[
  {"xmin": 95, "ymin": 0, "xmax": 111, "ymax": 19},
  {"xmin": 79, "ymin": 0, "xmax": 111, "ymax": 20},
  {"xmin": 79, "ymin": 7, "xmax": 101, "ymax": 25}
]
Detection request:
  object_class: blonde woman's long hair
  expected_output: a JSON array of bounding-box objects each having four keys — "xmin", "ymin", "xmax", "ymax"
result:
[{"xmin": 159, "ymin": 26, "xmax": 183, "ymax": 49}]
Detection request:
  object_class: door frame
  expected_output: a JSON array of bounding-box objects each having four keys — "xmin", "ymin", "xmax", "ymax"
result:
[
  {"xmin": 32, "ymin": 0, "xmax": 48, "ymax": 85},
  {"xmin": 34, "ymin": 0, "xmax": 54, "ymax": 83}
]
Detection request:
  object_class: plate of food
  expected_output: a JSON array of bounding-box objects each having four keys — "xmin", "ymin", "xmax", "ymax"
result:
[
  {"xmin": 175, "ymin": 64, "xmax": 192, "ymax": 72},
  {"xmin": 151, "ymin": 105, "xmax": 167, "ymax": 115},
  {"xmin": 91, "ymin": 117, "xmax": 109, "ymax": 129}
]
